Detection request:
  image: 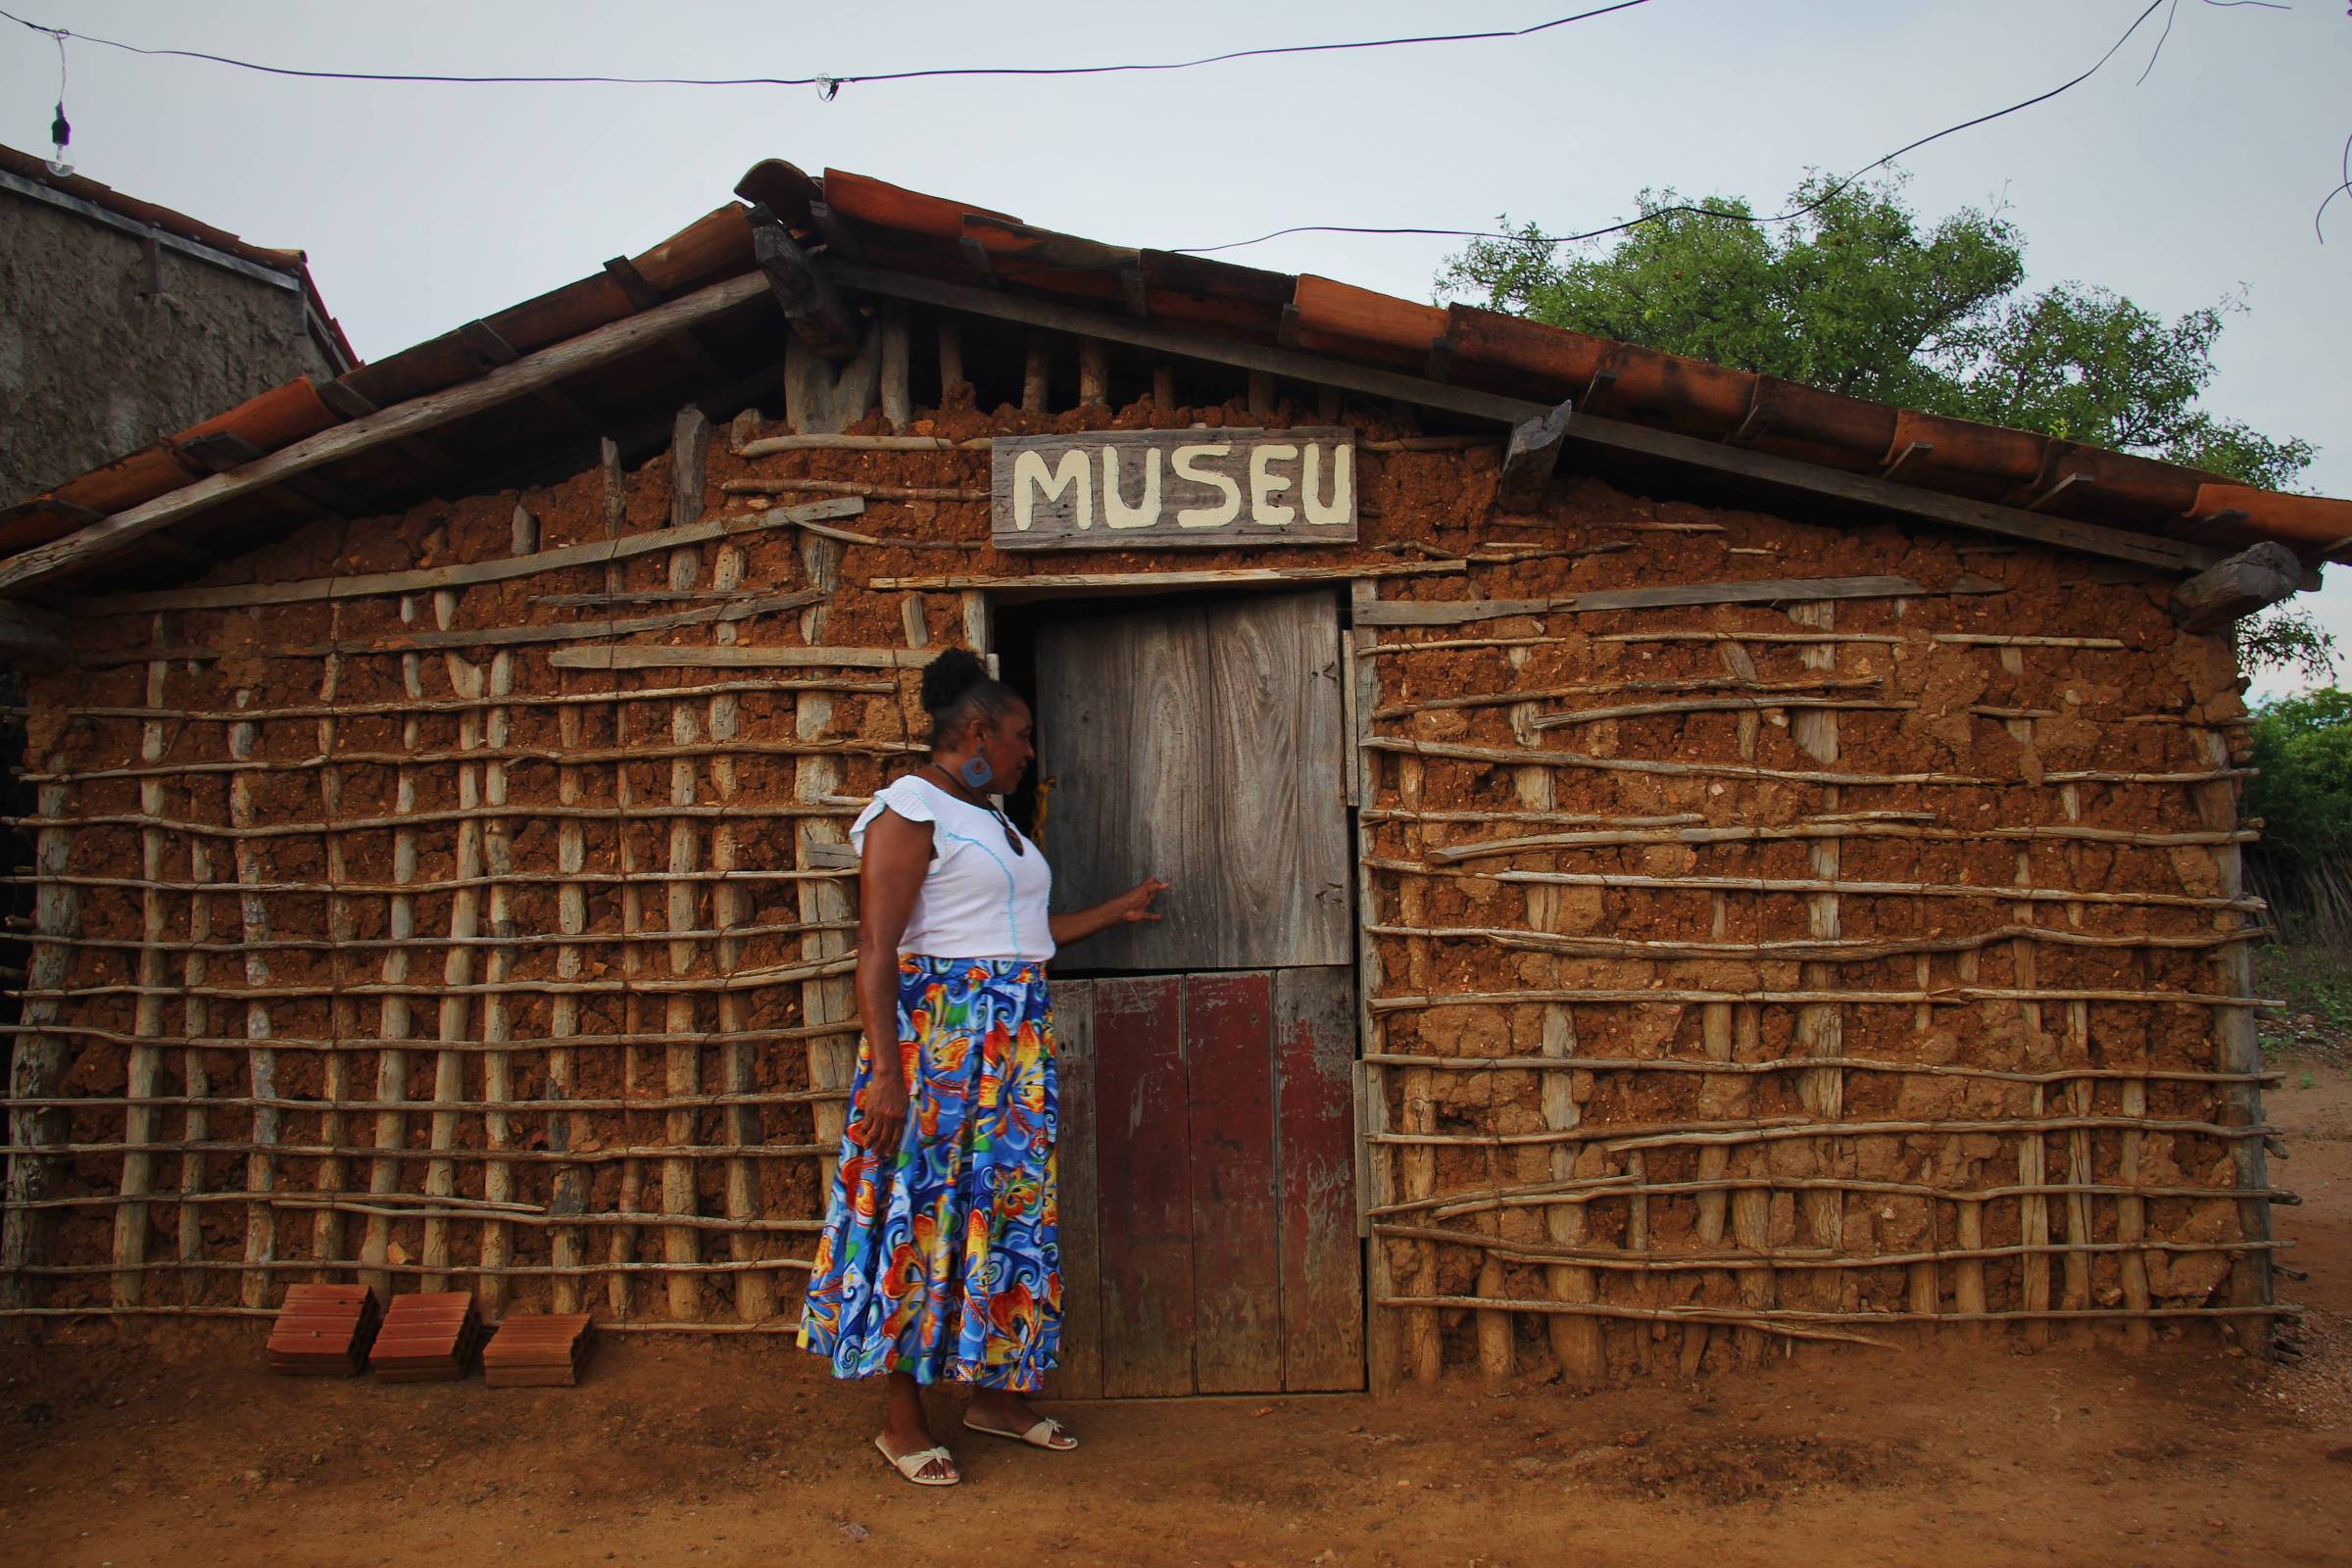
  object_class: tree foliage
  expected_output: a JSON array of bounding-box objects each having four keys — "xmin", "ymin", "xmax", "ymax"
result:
[
  {"xmin": 1439, "ymin": 174, "xmax": 2330, "ymax": 679},
  {"xmin": 1439, "ymin": 175, "xmax": 2317, "ymax": 489},
  {"xmin": 2243, "ymin": 689, "xmax": 2352, "ymax": 873}
]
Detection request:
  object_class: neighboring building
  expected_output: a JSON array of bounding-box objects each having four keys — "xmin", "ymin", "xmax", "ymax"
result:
[
  {"xmin": 0, "ymin": 143, "xmax": 353, "ymax": 506},
  {"xmin": 0, "ymin": 159, "xmax": 2342, "ymax": 1393}
]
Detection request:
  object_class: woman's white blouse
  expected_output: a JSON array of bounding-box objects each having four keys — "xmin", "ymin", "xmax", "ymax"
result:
[{"xmin": 850, "ymin": 774, "xmax": 1056, "ymax": 961}]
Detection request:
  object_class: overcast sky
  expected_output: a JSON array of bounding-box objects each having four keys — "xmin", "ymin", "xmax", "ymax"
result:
[{"xmin": 5, "ymin": 0, "xmax": 2345, "ymax": 698}]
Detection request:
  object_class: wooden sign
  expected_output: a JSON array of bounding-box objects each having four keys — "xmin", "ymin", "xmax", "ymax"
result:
[{"xmin": 991, "ymin": 428, "xmax": 1357, "ymax": 551}]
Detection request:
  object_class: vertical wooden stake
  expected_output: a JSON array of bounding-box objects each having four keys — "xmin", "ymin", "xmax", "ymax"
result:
[
  {"xmin": 1788, "ymin": 602, "xmax": 1844, "ymax": 1323},
  {"xmin": 1152, "ymin": 365, "xmax": 1177, "ymax": 412},
  {"xmin": 880, "ymin": 301, "xmax": 912, "ymax": 433},
  {"xmin": 662, "ymin": 407, "xmax": 712, "ymax": 1321},
  {"xmin": 479, "ymin": 504, "xmax": 534, "ymax": 1309},
  {"xmin": 477, "ymin": 648, "xmax": 518, "ymax": 1317},
  {"xmin": 312, "ymin": 637, "xmax": 353, "ymax": 1282},
  {"xmin": 1078, "ymin": 337, "xmax": 1110, "ymax": 408},
  {"xmin": 228, "ymin": 695, "xmax": 277, "ymax": 1309},
  {"xmin": 113, "ymin": 635, "xmax": 172, "ymax": 1303},
  {"xmin": 177, "ymin": 794, "xmax": 215, "ymax": 1296},
  {"xmin": 712, "ymin": 537, "xmax": 772, "ymax": 1322},
  {"xmin": 549, "ymin": 691, "xmax": 590, "ymax": 1313},
  {"xmin": 423, "ymin": 601, "xmax": 485, "ymax": 1294},
  {"xmin": 1247, "ymin": 370, "xmax": 1276, "ymax": 417},
  {"xmin": 1348, "ymin": 611, "xmax": 1401, "ymax": 1396},
  {"xmin": 0, "ymin": 748, "xmax": 76, "ymax": 1310},
  {"xmin": 937, "ymin": 319, "xmax": 964, "ymax": 394},
  {"xmin": 1996, "ymin": 648, "xmax": 2049, "ymax": 1348},
  {"xmin": 1022, "ymin": 333, "xmax": 1052, "ymax": 414},
  {"xmin": 2194, "ymin": 725, "xmax": 2274, "ymax": 1352}
]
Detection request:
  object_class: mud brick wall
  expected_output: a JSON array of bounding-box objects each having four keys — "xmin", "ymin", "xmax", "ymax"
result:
[{"xmin": 0, "ymin": 381, "xmax": 2278, "ymax": 1379}]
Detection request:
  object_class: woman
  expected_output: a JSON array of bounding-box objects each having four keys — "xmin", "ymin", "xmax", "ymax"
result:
[{"xmin": 799, "ymin": 648, "xmax": 1167, "ymax": 1487}]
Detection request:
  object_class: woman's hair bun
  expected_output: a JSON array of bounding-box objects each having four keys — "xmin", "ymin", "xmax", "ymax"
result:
[{"xmin": 919, "ymin": 648, "xmax": 990, "ymax": 715}]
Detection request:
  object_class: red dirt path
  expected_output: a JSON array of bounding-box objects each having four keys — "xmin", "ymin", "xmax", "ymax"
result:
[{"xmin": 5, "ymin": 1063, "xmax": 2348, "ymax": 1568}]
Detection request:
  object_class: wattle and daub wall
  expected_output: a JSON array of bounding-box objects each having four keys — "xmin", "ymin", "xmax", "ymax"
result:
[{"xmin": 0, "ymin": 372, "xmax": 2279, "ymax": 1382}]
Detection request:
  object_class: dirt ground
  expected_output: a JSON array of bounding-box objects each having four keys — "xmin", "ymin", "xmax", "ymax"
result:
[{"xmin": 4, "ymin": 1059, "xmax": 2348, "ymax": 1568}]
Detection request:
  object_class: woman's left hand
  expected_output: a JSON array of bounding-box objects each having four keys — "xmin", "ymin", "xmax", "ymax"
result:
[{"xmin": 1108, "ymin": 877, "xmax": 1170, "ymax": 924}]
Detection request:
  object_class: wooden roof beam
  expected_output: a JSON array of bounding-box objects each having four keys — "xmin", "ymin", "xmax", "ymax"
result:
[
  {"xmin": 821, "ymin": 258, "xmax": 2222, "ymax": 575},
  {"xmin": 750, "ymin": 209, "xmax": 862, "ymax": 361},
  {"xmin": 0, "ymin": 270, "xmax": 771, "ymax": 597}
]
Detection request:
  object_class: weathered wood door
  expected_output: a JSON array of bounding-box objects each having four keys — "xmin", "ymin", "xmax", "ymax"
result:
[{"xmin": 1035, "ymin": 592, "xmax": 1363, "ymax": 1396}]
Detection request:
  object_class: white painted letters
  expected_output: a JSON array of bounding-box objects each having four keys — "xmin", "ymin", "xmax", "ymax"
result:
[
  {"xmin": 1249, "ymin": 443, "xmax": 1298, "ymax": 527},
  {"xmin": 1102, "ymin": 446, "xmax": 1162, "ymax": 529},
  {"xmin": 1172, "ymin": 444, "xmax": 1242, "ymax": 528},
  {"xmin": 993, "ymin": 429, "xmax": 1357, "ymax": 550},
  {"xmin": 1013, "ymin": 447, "xmax": 1093, "ymax": 533},
  {"xmin": 1301, "ymin": 442, "xmax": 1351, "ymax": 527}
]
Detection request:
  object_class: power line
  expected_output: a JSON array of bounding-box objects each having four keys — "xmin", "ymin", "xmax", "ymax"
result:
[
  {"xmin": 0, "ymin": 3, "xmax": 1655, "ymax": 92},
  {"xmin": 1170, "ymin": 0, "xmax": 2204, "ymax": 255}
]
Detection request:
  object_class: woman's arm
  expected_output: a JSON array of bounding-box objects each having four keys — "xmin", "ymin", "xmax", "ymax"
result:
[
  {"xmin": 1049, "ymin": 877, "xmax": 1170, "ymax": 947},
  {"xmin": 851, "ymin": 810, "xmax": 933, "ymax": 1154}
]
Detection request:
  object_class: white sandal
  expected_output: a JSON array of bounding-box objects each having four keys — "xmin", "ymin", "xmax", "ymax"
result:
[
  {"xmin": 873, "ymin": 1435, "xmax": 959, "ymax": 1487},
  {"xmin": 962, "ymin": 1414, "xmax": 1078, "ymax": 1451}
]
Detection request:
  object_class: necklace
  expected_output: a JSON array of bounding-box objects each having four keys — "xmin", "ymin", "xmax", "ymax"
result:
[{"xmin": 925, "ymin": 763, "xmax": 1025, "ymax": 857}]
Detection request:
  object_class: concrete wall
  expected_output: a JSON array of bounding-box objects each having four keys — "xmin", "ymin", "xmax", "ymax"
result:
[{"xmin": 0, "ymin": 190, "xmax": 339, "ymax": 504}]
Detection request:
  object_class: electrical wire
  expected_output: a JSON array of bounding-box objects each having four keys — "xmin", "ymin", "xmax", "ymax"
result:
[
  {"xmin": 0, "ymin": 3, "xmax": 1654, "ymax": 91},
  {"xmin": 1170, "ymin": 0, "xmax": 2196, "ymax": 255}
]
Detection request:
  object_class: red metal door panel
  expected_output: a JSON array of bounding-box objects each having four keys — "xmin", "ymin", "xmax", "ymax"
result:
[
  {"xmin": 1091, "ymin": 975, "xmax": 1196, "ymax": 1397},
  {"xmin": 1183, "ymin": 970, "xmax": 1283, "ymax": 1394},
  {"xmin": 1274, "ymin": 966, "xmax": 1365, "ymax": 1391}
]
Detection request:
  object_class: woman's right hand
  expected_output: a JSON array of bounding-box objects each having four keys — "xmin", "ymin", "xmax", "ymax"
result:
[{"xmin": 855, "ymin": 1067, "xmax": 909, "ymax": 1155}]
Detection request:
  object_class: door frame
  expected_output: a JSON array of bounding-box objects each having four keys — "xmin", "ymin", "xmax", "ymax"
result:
[{"xmin": 977, "ymin": 585, "xmax": 1378, "ymax": 1396}]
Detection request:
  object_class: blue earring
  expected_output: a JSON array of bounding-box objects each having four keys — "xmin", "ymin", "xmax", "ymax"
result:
[{"xmin": 958, "ymin": 754, "xmax": 996, "ymax": 790}]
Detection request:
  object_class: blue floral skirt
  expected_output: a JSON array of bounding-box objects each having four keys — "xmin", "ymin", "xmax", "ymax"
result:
[{"xmin": 797, "ymin": 956, "xmax": 1062, "ymax": 1391}]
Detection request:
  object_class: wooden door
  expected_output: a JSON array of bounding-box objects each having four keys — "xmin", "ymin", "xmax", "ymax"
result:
[
  {"xmin": 1036, "ymin": 592, "xmax": 1350, "ymax": 971},
  {"xmin": 1034, "ymin": 592, "xmax": 1362, "ymax": 1396},
  {"xmin": 1050, "ymin": 968, "xmax": 1361, "ymax": 1396}
]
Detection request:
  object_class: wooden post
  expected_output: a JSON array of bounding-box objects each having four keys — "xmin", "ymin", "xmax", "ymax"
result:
[
  {"xmin": 422, "ymin": 601, "xmax": 486, "ymax": 1294},
  {"xmin": 549, "ymin": 686, "xmax": 590, "ymax": 1313},
  {"xmin": 312, "ymin": 638, "xmax": 354, "ymax": 1282},
  {"xmin": 1348, "ymin": 609, "xmax": 1403, "ymax": 1396},
  {"xmin": 2194, "ymin": 725, "xmax": 2274, "ymax": 1351},
  {"xmin": 228, "ymin": 696, "xmax": 278, "ymax": 1309},
  {"xmin": 1998, "ymin": 648, "xmax": 2050, "ymax": 1347},
  {"xmin": 1788, "ymin": 603, "xmax": 1844, "ymax": 1317},
  {"xmin": 2058, "ymin": 780, "xmax": 2095, "ymax": 1337},
  {"xmin": 880, "ymin": 301, "xmax": 912, "ymax": 433},
  {"xmin": 476, "ymin": 645, "xmax": 519, "ymax": 1316},
  {"xmin": 0, "ymin": 748, "xmax": 76, "ymax": 1310},
  {"xmin": 1395, "ymin": 749, "xmax": 1442, "ymax": 1387},
  {"xmin": 662, "ymin": 407, "xmax": 711, "ymax": 1321},
  {"xmin": 1509, "ymin": 691, "xmax": 1602, "ymax": 1380},
  {"xmin": 177, "ymin": 788, "xmax": 218, "ymax": 1296},
  {"xmin": 1152, "ymin": 365, "xmax": 1177, "ymax": 412},
  {"xmin": 788, "ymin": 366, "xmax": 862, "ymax": 1213},
  {"xmin": 937, "ymin": 319, "xmax": 964, "ymax": 394},
  {"xmin": 1022, "ymin": 333, "xmax": 1052, "ymax": 414},
  {"xmin": 712, "ymin": 536, "xmax": 773, "ymax": 1321},
  {"xmin": 1078, "ymin": 337, "xmax": 1109, "ymax": 408},
  {"xmin": 112, "ymin": 637, "xmax": 172, "ymax": 1303},
  {"xmin": 1248, "ymin": 370, "xmax": 1276, "ymax": 417}
]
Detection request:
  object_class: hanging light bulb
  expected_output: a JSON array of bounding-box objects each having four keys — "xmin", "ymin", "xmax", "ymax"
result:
[
  {"xmin": 46, "ymin": 102, "xmax": 73, "ymax": 178},
  {"xmin": 43, "ymin": 28, "xmax": 73, "ymax": 177}
]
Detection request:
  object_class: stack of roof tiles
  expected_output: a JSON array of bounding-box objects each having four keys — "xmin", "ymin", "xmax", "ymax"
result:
[
  {"xmin": 265, "ymin": 1284, "xmax": 380, "ymax": 1376},
  {"xmin": 369, "ymin": 1292, "xmax": 482, "ymax": 1383},
  {"xmin": 482, "ymin": 1312, "xmax": 595, "ymax": 1388}
]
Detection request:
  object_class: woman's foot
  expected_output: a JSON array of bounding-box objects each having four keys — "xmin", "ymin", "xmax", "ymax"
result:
[
  {"xmin": 964, "ymin": 1390, "xmax": 1077, "ymax": 1449},
  {"xmin": 874, "ymin": 1432, "xmax": 957, "ymax": 1486},
  {"xmin": 876, "ymin": 1370, "xmax": 956, "ymax": 1483}
]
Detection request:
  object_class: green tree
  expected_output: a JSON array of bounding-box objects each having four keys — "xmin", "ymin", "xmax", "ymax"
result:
[
  {"xmin": 2244, "ymin": 689, "xmax": 2352, "ymax": 865},
  {"xmin": 1439, "ymin": 176, "xmax": 2331, "ymax": 678}
]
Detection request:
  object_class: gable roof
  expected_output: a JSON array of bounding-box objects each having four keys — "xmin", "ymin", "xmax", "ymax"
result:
[{"xmin": 4, "ymin": 158, "xmax": 2344, "ymax": 599}]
